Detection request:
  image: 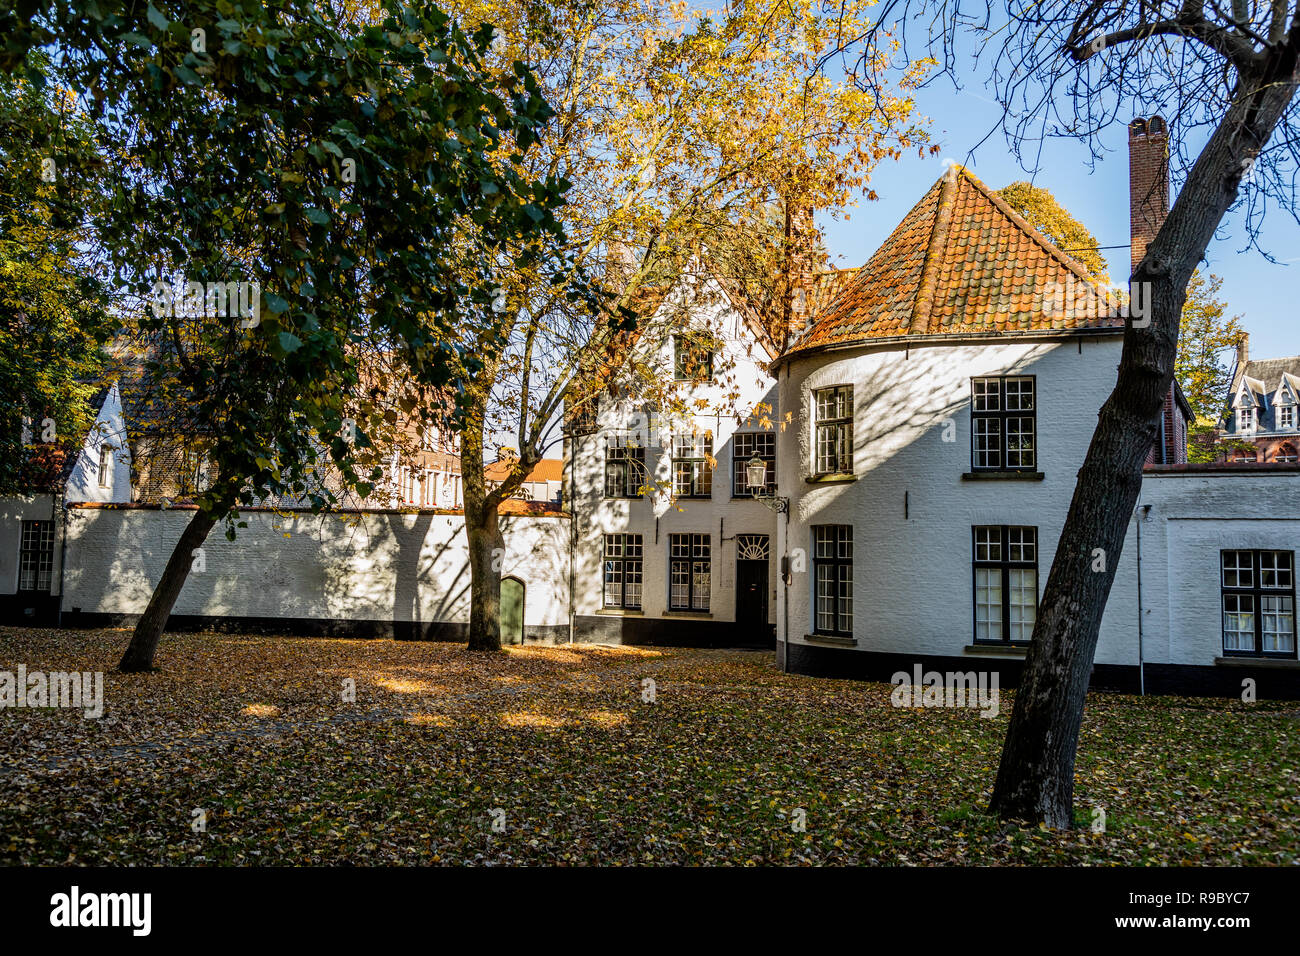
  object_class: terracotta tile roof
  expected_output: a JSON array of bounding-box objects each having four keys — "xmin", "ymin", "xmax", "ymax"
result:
[
  {"xmin": 484, "ymin": 458, "xmax": 563, "ymax": 482},
  {"xmin": 496, "ymin": 498, "xmax": 565, "ymax": 515},
  {"xmin": 783, "ymin": 165, "xmax": 1124, "ymax": 358}
]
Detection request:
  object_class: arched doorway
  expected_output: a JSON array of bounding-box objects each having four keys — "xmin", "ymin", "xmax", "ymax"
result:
[{"xmin": 501, "ymin": 577, "xmax": 525, "ymax": 645}]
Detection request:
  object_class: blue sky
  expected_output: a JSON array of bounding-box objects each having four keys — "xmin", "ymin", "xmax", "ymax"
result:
[{"xmin": 818, "ymin": 80, "xmax": 1300, "ymax": 361}]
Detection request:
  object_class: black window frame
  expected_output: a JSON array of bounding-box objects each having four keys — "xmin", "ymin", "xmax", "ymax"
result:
[
  {"xmin": 971, "ymin": 376, "xmax": 1037, "ymax": 472},
  {"xmin": 732, "ymin": 432, "xmax": 776, "ymax": 497},
  {"xmin": 672, "ymin": 434, "xmax": 713, "ymax": 498},
  {"xmin": 812, "ymin": 385, "xmax": 853, "ymax": 476},
  {"xmin": 668, "ymin": 533, "xmax": 711, "ymax": 611},
  {"xmin": 971, "ymin": 525, "xmax": 1038, "ymax": 644},
  {"xmin": 18, "ymin": 520, "xmax": 55, "ymax": 593},
  {"xmin": 604, "ymin": 435, "xmax": 646, "ymax": 498},
  {"xmin": 812, "ymin": 524, "xmax": 853, "ymax": 637},
  {"xmin": 1220, "ymin": 549, "xmax": 1297, "ymax": 658},
  {"xmin": 603, "ymin": 533, "xmax": 643, "ymax": 610}
]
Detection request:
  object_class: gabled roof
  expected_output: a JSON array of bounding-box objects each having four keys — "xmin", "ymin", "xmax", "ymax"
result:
[
  {"xmin": 1235, "ymin": 376, "xmax": 1266, "ymax": 408},
  {"xmin": 782, "ymin": 165, "xmax": 1124, "ymax": 359},
  {"xmin": 1232, "ymin": 357, "xmax": 1300, "ymax": 406}
]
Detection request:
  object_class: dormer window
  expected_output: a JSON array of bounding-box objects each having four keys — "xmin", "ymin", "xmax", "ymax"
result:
[
  {"xmin": 1238, "ymin": 406, "xmax": 1256, "ymax": 432},
  {"xmin": 1280, "ymin": 404, "xmax": 1296, "ymax": 430}
]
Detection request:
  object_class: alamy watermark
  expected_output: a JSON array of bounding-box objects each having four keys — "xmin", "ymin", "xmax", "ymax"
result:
[
  {"xmin": 1040, "ymin": 276, "xmax": 1152, "ymax": 328},
  {"xmin": 0, "ymin": 666, "xmax": 103, "ymax": 718},
  {"xmin": 50, "ymin": 886, "xmax": 150, "ymax": 936},
  {"xmin": 890, "ymin": 664, "xmax": 1000, "ymax": 718},
  {"xmin": 150, "ymin": 278, "xmax": 261, "ymax": 328}
]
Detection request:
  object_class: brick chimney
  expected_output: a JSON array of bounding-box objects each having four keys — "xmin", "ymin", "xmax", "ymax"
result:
[
  {"xmin": 1236, "ymin": 332, "xmax": 1250, "ymax": 373},
  {"xmin": 782, "ymin": 202, "xmax": 821, "ymax": 348},
  {"xmin": 1129, "ymin": 116, "xmax": 1170, "ymax": 273}
]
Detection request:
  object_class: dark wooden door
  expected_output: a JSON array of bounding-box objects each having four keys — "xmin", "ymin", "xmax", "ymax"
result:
[{"xmin": 735, "ymin": 560, "xmax": 770, "ymax": 645}]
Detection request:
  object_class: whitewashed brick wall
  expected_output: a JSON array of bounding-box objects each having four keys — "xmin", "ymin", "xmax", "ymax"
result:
[{"xmin": 60, "ymin": 506, "xmax": 571, "ymax": 631}]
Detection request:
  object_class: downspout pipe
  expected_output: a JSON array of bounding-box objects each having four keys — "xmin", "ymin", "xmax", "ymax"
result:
[
  {"xmin": 56, "ymin": 493, "xmax": 69, "ymax": 628},
  {"xmin": 567, "ymin": 431, "xmax": 576, "ymax": 645},
  {"xmin": 1136, "ymin": 500, "xmax": 1149, "ymax": 695}
]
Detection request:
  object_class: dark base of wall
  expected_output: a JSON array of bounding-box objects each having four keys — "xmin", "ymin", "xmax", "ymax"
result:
[
  {"xmin": 1143, "ymin": 662, "xmax": 1300, "ymax": 699},
  {"xmin": 573, "ymin": 615, "xmax": 775, "ymax": 649},
  {"xmin": 784, "ymin": 642, "xmax": 1300, "ymax": 699},
  {"xmin": 0, "ymin": 594, "xmax": 59, "ymax": 628},
  {"xmin": 53, "ymin": 610, "xmax": 568, "ymax": 645}
]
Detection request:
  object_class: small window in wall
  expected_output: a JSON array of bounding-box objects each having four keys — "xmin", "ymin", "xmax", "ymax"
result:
[
  {"xmin": 733, "ymin": 432, "xmax": 775, "ymax": 496},
  {"xmin": 179, "ymin": 446, "xmax": 210, "ymax": 496},
  {"xmin": 972, "ymin": 377, "xmax": 1036, "ymax": 471},
  {"xmin": 1280, "ymin": 405, "xmax": 1296, "ymax": 430},
  {"xmin": 813, "ymin": 386, "xmax": 853, "ymax": 476},
  {"xmin": 97, "ymin": 444, "xmax": 113, "ymax": 489},
  {"xmin": 669, "ymin": 533, "xmax": 710, "ymax": 611},
  {"xmin": 18, "ymin": 520, "xmax": 55, "ymax": 592},
  {"xmin": 1221, "ymin": 550, "xmax": 1296, "ymax": 656},
  {"xmin": 673, "ymin": 335, "xmax": 714, "ymax": 382},
  {"xmin": 603, "ymin": 534, "xmax": 643, "ymax": 609},
  {"xmin": 1276, "ymin": 444, "xmax": 1298, "ymax": 463},
  {"xmin": 812, "ymin": 525, "xmax": 853, "ymax": 636},
  {"xmin": 1233, "ymin": 449, "xmax": 1258, "ymax": 464},
  {"xmin": 605, "ymin": 435, "xmax": 646, "ymax": 498},
  {"xmin": 972, "ymin": 526, "xmax": 1038, "ymax": 643},
  {"xmin": 1238, "ymin": 406, "xmax": 1255, "ymax": 432},
  {"xmin": 672, "ymin": 434, "xmax": 713, "ymax": 498}
]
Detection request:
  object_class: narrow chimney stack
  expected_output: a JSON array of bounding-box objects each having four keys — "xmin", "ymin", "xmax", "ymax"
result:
[
  {"xmin": 1237, "ymin": 332, "xmax": 1250, "ymax": 372},
  {"xmin": 1129, "ymin": 116, "xmax": 1170, "ymax": 274}
]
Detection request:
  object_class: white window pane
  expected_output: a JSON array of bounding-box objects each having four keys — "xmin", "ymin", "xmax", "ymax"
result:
[{"xmin": 1262, "ymin": 595, "xmax": 1295, "ymax": 652}]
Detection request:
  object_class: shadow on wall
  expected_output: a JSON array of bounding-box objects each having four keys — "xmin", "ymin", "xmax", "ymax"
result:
[
  {"xmin": 388, "ymin": 511, "xmax": 435, "ymax": 640},
  {"xmin": 320, "ymin": 511, "xmax": 472, "ymax": 641}
]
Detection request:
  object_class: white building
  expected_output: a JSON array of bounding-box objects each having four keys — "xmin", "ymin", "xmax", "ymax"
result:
[{"xmin": 567, "ymin": 270, "xmax": 782, "ymax": 646}]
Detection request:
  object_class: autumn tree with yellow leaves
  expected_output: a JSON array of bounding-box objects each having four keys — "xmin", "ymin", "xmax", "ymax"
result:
[{"xmin": 439, "ymin": 0, "xmax": 933, "ymax": 650}]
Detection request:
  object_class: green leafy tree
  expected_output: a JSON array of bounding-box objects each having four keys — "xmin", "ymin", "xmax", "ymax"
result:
[
  {"xmin": 3, "ymin": 0, "xmax": 574, "ymax": 671},
  {"xmin": 1175, "ymin": 271, "xmax": 1246, "ymax": 461}
]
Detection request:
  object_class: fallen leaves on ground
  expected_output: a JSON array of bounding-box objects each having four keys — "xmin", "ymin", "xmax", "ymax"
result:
[{"xmin": 0, "ymin": 627, "xmax": 1295, "ymax": 865}]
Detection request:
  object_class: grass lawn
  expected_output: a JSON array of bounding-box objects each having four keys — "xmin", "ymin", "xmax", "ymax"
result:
[{"xmin": 1, "ymin": 627, "xmax": 1296, "ymax": 865}]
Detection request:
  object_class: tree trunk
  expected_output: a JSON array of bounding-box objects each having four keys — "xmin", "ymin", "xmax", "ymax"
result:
[
  {"xmin": 989, "ymin": 62, "xmax": 1299, "ymax": 826},
  {"xmin": 118, "ymin": 505, "xmax": 221, "ymax": 672},
  {"xmin": 465, "ymin": 501, "xmax": 504, "ymax": 652}
]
